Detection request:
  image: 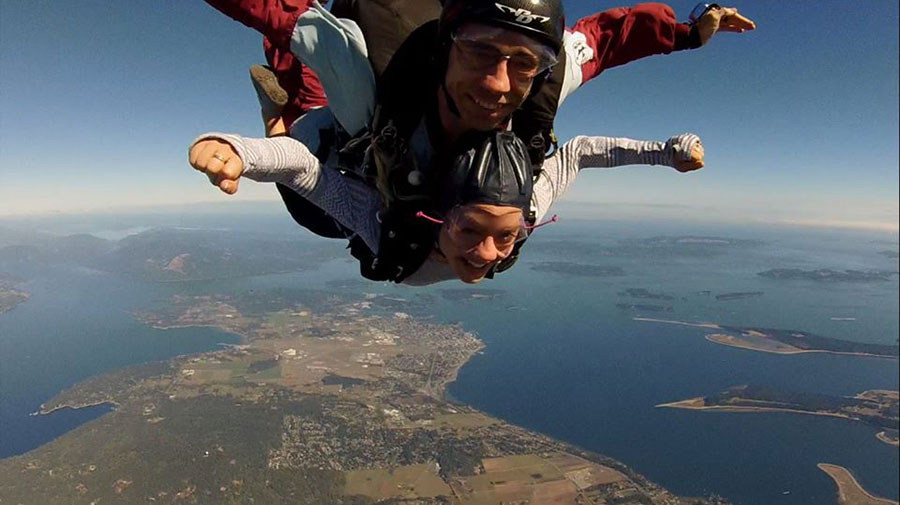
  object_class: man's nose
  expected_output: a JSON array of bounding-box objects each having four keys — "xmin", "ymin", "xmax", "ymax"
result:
[{"xmin": 482, "ymin": 59, "xmax": 512, "ymax": 94}]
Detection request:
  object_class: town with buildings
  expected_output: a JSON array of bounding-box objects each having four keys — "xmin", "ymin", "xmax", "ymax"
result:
[{"xmin": 1, "ymin": 291, "xmax": 729, "ymax": 504}]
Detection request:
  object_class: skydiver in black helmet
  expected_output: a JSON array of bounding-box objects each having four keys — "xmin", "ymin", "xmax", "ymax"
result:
[
  {"xmin": 201, "ymin": 0, "xmax": 752, "ymax": 152},
  {"xmin": 189, "ymin": 0, "xmax": 748, "ymax": 283},
  {"xmin": 192, "ymin": 122, "xmax": 702, "ymax": 284}
]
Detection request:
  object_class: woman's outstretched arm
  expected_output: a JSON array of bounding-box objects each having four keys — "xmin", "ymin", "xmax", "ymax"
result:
[
  {"xmin": 531, "ymin": 134, "xmax": 703, "ymax": 221},
  {"xmin": 188, "ymin": 130, "xmax": 382, "ymax": 252}
]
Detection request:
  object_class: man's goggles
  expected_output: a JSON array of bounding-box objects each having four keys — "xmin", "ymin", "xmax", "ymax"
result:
[{"xmin": 452, "ymin": 26, "xmax": 558, "ymax": 80}]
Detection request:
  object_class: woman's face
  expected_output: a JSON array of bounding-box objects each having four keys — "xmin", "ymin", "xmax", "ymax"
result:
[{"xmin": 437, "ymin": 203, "xmax": 523, "ymax": 283}]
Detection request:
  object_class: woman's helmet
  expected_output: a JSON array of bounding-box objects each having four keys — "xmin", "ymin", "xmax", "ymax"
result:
[
  {"xmin": 438, "ymin": 130, "xmax": 534, "ymax": 215},
  {"xmin": 438, "ymin": 0, "xmax": 566, "ymax": 55}
]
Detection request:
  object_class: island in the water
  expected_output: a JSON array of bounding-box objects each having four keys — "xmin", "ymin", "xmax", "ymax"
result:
[
  {"xmin": 620, "ymin": 236, "xmax": 764, "ymax": 252},
  {"xmin": 530, "ymin": 261, "xmax": 625, "ymax": 277},
  {"xmin": 714, "ymin": 291, "xmax": 763, "ymax": 301},
  {"xmin": 817, "ymin": 463, "xmax": 899, "ymax": 505},
  {"xmin": 758, "ymin": 268, "xmax": 897, "ymax": 282},
  {"xmin": 635, "ymin": 318, "xmax": 899, "ymax": 358},
  {"xmin": 439, "ymin": 288, "xmax": 506, "ymax": 302},
  {"xmin": 618, "ymin": 288, "xmax": 676, "ymax": 301},
  {"xmin": 0, "ymin": 291, "xmax": 728, "ymax": 505},
  {"xmin": 617, "ymin": 303, "xmax": 673, "ymax": 313},
  {"xmin": 0, "ymin": 274, "xmax": 29, "ymax": 314},
  {"xmin": 876, "ymin": 431, "xmax": 900, "ymax": 447},
  {"xmin": 658, "ymin": 385, "xmax": 898, "ymax": 435}
]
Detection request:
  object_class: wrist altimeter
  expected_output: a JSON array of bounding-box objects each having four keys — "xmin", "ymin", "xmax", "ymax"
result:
[{"xmin": 688, "ymin": 2, "xmax": 720, "ymax": 24}]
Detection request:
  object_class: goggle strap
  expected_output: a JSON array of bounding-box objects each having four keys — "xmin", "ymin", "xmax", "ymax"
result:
[
  {"xmin": 415, "ymin": 211, "xmax": 445, "ymax": 224},
  {"xmin": 524, "ymin": 214, "xmax": 558, "ymax": 230}
]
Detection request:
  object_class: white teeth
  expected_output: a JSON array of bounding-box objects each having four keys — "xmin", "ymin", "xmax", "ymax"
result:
[
  {"xmin": 472, "ymin": 97, "xmax": 501, "ymax": 111},
  {"xmin": 466, "ymin": 259, "xmax": 488, "ymax": 268}
]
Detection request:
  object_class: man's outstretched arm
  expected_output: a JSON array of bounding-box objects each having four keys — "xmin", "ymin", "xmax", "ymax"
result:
[{"xmin": 560, "ymin": 3, "xmax": 755, "ymax": 101}]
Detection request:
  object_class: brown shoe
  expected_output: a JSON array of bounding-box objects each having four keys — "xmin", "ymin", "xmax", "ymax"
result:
[{"xmin": 249, "ymin": 64, "xmax": 288, "ymax": 118}]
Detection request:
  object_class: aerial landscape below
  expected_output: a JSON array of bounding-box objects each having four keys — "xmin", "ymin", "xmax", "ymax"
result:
[
  {"xmin": 658, "ymin": 385, "xmax": 898, "ymax": 441},
  {"xmin": 757, "ymin": 268, "xmax": 898, "ymax": 283},
  {"xmin": 0, "ymin": 290, "xmax": 729, "ymax": 505},
  {"xmin": 0, "ymin": 274, "xmax": 28, "ymax": 314},
  {"xmin": 817, "ymin": 464, "xmax": 899, "ymax": 505},
  {"xmin": 0, "ymin": 222, "xmax": 897, "ymax": 505},
  {"xmin": 636, "ymin": 318, "xmax": 900, "ymax": 358}
]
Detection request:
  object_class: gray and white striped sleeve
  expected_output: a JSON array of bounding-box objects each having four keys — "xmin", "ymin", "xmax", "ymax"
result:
[
  {"xmin": 192, "ymin": 133, "xmax": 383, "ymax": 253},
  {"xmin": 531, "ymin": 134, "xmax": 701, "ymax": 221}
]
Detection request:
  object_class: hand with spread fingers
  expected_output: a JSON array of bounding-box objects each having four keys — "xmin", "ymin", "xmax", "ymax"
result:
[
  {"xmin": 674, "ymin": 139, "xmax": 705, "ymax": 173},
  {"xmin": 696, "ymin": 5, "xmax": 757, "ymax": 46},
  {"xmin": 189, "ymin": 139, "xmax": 245, "ymax": 195}
]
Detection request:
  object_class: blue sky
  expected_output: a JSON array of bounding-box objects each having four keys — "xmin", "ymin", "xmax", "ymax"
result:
[{"xmin": 1, "ymin": 1, "xmax": 898, "ymax": 231}]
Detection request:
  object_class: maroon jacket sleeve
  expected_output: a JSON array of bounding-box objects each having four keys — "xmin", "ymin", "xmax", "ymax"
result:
[
  {"xmin": 209, "ymin": 0, "xmax": 331, "ymax": 123},
  {"xmin": 204, "ymin": 0, "xmax": 315, "ymax": 49},
  {"xmin": 570, "ymin": 2, "xmax": 697, "ymax": 84},
  {"xmin": 263, "ymin": 37, "xmax": 329, "ymax": 126}
]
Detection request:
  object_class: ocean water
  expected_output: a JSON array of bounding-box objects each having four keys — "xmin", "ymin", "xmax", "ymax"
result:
[
  {"xmin": 436, "ymin": 221, "xmax": 900, "ymax": 504},
  {"xmin": 0, "ymin": 264, "xmax": 241, "ymax": 458},
  {"xmin": 0, "ymin": 217, "xmax": 897, "ymax": 505}
]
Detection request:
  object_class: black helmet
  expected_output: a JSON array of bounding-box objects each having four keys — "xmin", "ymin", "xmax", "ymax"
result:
[
  {"xmin": 439, "ymin": 0, "xmax": 566, "ymax": 55},
  {"xmin": 438, "ymin": 130, "xmax": 533, "ymax": 214}
]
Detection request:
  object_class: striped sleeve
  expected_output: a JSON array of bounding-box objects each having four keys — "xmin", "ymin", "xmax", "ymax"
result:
[
  {"xmin": 191, "ymin": 133, "xmax": 384, "ymax": 253},
  {"xmin": 531, "ymin": 134, "xmax": 701, "ymax": 221}
]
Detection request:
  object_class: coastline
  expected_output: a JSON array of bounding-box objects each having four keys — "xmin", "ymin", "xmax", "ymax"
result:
[
  {"xmin": 817, "ymin": 463, "xmax": 899, "ymax": 505},
  {"xmin": 704, "ymin": 334, "xmax": 899, "ymax": 360},
  {"xmin": 655, "ymin": 398, "xmax": 854, "ymax": 422},
  {"xmin": 632, "ymin": 317, "xmax": 721, "ymax": 329},
  {"xmin": 36, "ymin": 400, "xmax": 118, "ymax": 416},
  {"xmin": 635, "ymin": 317, "xmax": 898, "ymax": 360},
  {"xmin": 138, "ymin": 320, "xmax": 247, "ymax": 343},
  {"xmin": 0, "ymin": 289, "xmax": 30, "ymax": 314},
  {"xmin": 876, "ymin": 432, "xmax": 900, "ymax": 447},
  {"xmin": 3, "ymin": 301, "xmax": 706, "ymax": 505},
  {"xmin": 436, "ymin": 340, "xmax": 486, "ymax": 402}
]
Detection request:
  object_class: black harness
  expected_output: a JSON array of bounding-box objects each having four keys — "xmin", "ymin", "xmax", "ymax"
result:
[
  {"xmin": 278, "ymin": 19, "xmax": 569, "ymax": 283},
  {"xmin": 349, "ymin": 205, "xmax": 438, "ymax": 282}
]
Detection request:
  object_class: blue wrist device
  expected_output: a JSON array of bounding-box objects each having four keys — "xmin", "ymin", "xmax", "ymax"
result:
[{"xmin": 689, "ymin": 2, "xmax": 720, "ymax": 24}]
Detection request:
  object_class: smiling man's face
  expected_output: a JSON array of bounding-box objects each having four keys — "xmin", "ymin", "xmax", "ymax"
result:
[{"xmin": 442, "ymin": 23, "xmax": 546, "ymax": 132}]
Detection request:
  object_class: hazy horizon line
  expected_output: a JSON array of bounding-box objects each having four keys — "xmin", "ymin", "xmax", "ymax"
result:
[{"xmin": 1, "ymin": 198, "xmax": 898, "ymax": 235}]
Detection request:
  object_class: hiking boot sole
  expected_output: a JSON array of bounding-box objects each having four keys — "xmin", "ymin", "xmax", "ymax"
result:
[{"xmin": 250, "ymin": 64, "xmax": 289, "ymax": 108}]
